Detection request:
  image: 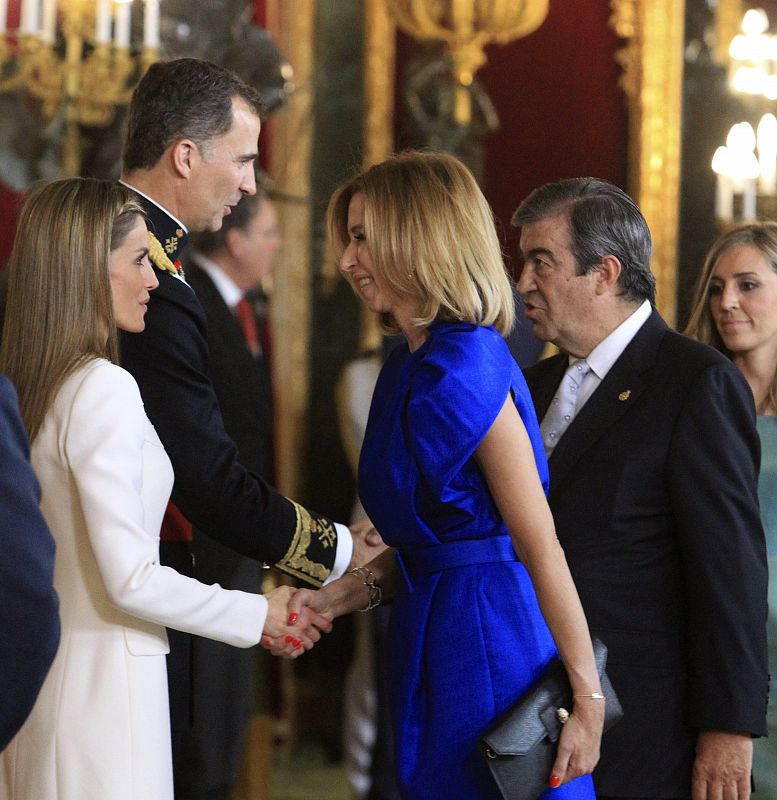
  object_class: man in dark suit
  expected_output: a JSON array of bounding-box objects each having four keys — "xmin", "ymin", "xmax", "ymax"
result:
[
  {"xmin": 117, "ymin": 59, "xmax": 381, "ymax": 734},
  {"xmin": 0, "ymin": 374, "xmax": 59, "ymax": 751},
  {"xmin": 513, "ymin": 178, "xmax": 768, "ymax": 800},
  {"xmin": 173, "ymin": 186, "xmax": 279, "ymax": 799}
]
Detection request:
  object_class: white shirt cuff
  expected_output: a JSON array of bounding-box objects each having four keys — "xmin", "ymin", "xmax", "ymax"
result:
[{"xmin": 325, "ymin": 521, "xmax": 353, "ymax": 584}]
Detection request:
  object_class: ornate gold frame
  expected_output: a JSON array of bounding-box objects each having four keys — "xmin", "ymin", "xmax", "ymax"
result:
[
  {"xmin": 360, "ymin": 0, "xmax": 396, "ymax": 352},
  {"xmin": 264, "ymin": 0, "xmax": 315, "ymax": 499},
  {"xmin": 611, "ymin": 0, "xmax": 685, "ymax": 325},
  {"xmin": 264, "ymin": 1, "xmax": 395, "ymax": 497}
]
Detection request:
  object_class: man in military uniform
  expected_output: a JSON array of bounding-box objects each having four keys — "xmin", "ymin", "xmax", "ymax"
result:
[
  {"xmin": 173, "ymin": 184, "xmax": 281, "ymax": 798},
  {"xmin": 118, "ymin": 58, "xmax": 381, "ymax": 745}
]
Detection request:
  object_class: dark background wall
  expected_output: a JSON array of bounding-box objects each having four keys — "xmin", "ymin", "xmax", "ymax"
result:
[{"xmin": 393, "ymin": 0, "xmax": 628, "ymax": 271}]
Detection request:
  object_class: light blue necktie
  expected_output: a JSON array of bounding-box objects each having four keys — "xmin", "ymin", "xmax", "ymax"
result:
[{"xmin": 540, "ymin": 359, "xmax": 591, "ymax": 457}]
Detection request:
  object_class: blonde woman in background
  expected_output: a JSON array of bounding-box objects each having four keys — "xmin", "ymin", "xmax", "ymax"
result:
[
  {"xmin": 686, "ymin": 220, "xmax": 777, "ymax": 796},
  {"xmin": 0, "ymin": 178, "xmax": 325, "ymax": 800}
]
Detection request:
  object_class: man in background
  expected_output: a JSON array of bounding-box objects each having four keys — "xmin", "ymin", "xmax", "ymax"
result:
[{"xmin": 514, "ymin": 177, "xmax": 768, "ymax": 800}]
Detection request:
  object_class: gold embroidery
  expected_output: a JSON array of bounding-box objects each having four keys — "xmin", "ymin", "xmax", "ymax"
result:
[
  {"xmin": 147, "ymin": 232, "xmax": 184, "ymax": 278},
  {"xmin": 274, "ymin": 501, "xmax": 332, "ymax": 586},
  {"xmin": 618, "ymin": 390, "xmax": 632, "ymax": 401},
  {"xmin": 164, "ymin": 235, "xmax": 179, "ymax": 254},
  {"xmin": 312, "ymin": 514, "xmax": 337, "ymax": 549}
]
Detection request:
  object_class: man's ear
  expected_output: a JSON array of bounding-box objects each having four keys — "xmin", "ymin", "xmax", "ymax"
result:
[
  {"xmin": 170, "ymin": 139, "xmax": 199, "ymax": 179},
  {"xmin": 594, "ymin": 254, "xmax": 622, "ymax": 295}
]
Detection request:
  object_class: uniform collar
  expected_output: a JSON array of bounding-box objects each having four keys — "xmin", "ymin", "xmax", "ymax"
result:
[{"xmin": 119, "ymin": 180, "xmax": 189, "ymax": 279}]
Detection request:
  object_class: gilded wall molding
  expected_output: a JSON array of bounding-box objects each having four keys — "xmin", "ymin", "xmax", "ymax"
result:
[
  {"xmin": 364, "ymin": 0, "xmax": 396, "ymax": 169},
  {"xmin": 611, "ymin": 0, "xmax": 684, "ymax": 325},
  {"xmin": 360, "ymin": 0, "xmax": 396, "ymax": 350},
  {"xmin": 264, "ymin": 0, "xmax": 315, "ymax": 498}
]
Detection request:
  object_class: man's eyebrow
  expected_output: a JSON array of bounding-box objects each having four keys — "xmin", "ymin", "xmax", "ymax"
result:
[{"xmin": 522, "ymin": 246, "xmax": 555, "ymax": 262}]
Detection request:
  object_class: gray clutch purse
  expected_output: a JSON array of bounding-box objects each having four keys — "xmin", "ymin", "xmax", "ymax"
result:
[{"xmin": 480, "ymin": 637, "xmax": 623, "ymax": 800}]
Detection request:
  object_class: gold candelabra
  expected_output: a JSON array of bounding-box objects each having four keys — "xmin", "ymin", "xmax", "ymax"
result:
[
  {"xmin": 385, "ymin": 0, "xmax": 549, "ymax": 125},
  {"xmin": 0, "ymin": 0, "xmax": 160, "ymax": 175}
]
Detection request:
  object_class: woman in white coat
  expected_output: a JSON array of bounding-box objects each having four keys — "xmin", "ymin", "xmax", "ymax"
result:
[{"xmin": 0, "ymin": 179, "xmax": 326, "ymax": 800}]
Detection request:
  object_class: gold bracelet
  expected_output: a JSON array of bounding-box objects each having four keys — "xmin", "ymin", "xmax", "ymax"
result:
[
  {"xmin": 574, "ymin": 692, "xmax": 605, "ymax": 700},
  {"xmin": 348, "ymin": 566, "xmax": 382, "ymax": 612}
]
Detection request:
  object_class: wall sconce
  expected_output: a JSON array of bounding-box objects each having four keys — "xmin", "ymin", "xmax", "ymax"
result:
[
  {"xmin": 729, "ymin": 8, "xmax": 777, "ymax": 98},
  {"xmin": 385, "ymin": 0, "xmax": 548, "ymax": 126},
  {"xmin": 0, "ymin": 0, "xmax": 160, "ymax": 175},
  {"xmin": 713, "ymin": 7, "xmax": 777, "ymax": 222}
]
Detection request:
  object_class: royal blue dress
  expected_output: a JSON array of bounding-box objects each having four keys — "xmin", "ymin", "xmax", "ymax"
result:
[{"xmin": 359, "ymin": 322, "xmax": 595, "ymax": 800}]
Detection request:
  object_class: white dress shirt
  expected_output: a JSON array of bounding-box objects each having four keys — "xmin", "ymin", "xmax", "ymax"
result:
[{"xmin": 573, "ymin": 299, "xmax": 652, "ymax": 413}]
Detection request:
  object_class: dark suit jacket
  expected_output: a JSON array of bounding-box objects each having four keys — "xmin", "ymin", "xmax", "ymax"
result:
[
  {"xmin": 170, "ymin": 257, "xmax": 270, "ymax": 786},
  {"xmin": 119, "ymin": 199, "xmax": 340, "ymax": 584},
  {"xmin": 523, "ymin": 310, "xmax": 768, "ymax": 798},
  {"xmin": 120, "ymin": 200, "xmax": 342, "ymax": 729},
  {"xmin": 185, "ymin": 259, "xmax": 273, "ymax": 482},
  {"xmin": 0, "ymin": 375, "xmax": 59, "ymax": 751},
  {"xmin": 183, "ymin": 257, "xmax": 272, "ymax": 593}
]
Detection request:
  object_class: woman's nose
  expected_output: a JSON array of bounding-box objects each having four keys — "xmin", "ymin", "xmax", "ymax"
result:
[
  {"xmin": 340, "ymin": 243, "xmax": 356, "ymax": 273},
  {"xmin": 720, "ymin": 284, "xmax": 738, "ymax": 309},
  {"xmin": 144, "ymin": 259, "xmax": 160, "ymax": 290}
]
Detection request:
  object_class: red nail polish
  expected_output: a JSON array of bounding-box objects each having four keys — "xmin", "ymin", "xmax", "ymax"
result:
[
  {"xmin": 285, "ymin": 635, "xmax": 293, "ymax": 643},
  {"xmin": 549, "ymin": 775, "xmax": 561, "ymax": 789},
  {"xmin": 295, "ymin": 640, "xmax": 303, "ymax": 649},
  {"xmin": 288, "ymin": 612, "xmax": 299, "ymax": 624}
]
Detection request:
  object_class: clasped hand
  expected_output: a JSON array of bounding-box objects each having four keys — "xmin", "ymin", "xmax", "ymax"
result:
[
  {"xmin": 261, "ymin": 572, "xmax": 349, "ymax": 659},
  {"xmin": 260, "ymin": 519, "xmax": 385, "ymax": 658},
  {"xmin": 348, "ymin": 517, "xmax": 386, "ymax": 568},
  {"xmin": 260, "ymin": 585, "xmax": 332, "ymax": 659}
]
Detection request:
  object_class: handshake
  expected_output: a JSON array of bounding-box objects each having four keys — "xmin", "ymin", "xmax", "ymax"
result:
[{"xmin": 260, "ymin": 518, "xmax": 388, "ymax": 659}]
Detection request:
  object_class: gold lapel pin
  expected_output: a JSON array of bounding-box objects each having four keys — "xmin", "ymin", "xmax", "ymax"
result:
[{"xmin": 618, "ymin": 390, "xmax": 631, "ymax": 401}]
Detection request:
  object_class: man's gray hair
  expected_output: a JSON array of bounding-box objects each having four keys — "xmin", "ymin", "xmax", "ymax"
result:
[{"xmin": 512, "ymin": 177, "xmax": 656, "ymax": 304}]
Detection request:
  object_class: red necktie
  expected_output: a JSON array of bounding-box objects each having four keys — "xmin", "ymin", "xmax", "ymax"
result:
[{"xmin": 235, "ymin": 296, "xmax": 261, "ymax": 357}]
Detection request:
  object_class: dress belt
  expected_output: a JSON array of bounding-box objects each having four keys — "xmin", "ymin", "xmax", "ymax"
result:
[{"xmin": 396, "ymin": 535, "xmax": 517, "ymax": 591}]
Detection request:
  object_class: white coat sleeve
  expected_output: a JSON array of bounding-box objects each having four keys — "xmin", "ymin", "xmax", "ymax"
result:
[{"xmin": 64, "ymin": 362, "xmax": 267, "ymax": 647}]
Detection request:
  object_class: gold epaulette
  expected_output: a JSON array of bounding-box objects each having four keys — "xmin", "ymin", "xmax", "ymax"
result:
[{"xmin": 148, "ymin": 231, "xmax": 185, "ymax": 278}]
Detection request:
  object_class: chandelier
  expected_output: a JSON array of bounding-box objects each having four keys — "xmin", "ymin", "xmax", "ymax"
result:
[
  {"xmin": 712, "ymin": 7, "xmax": 777, "ymax": 223},
  {"xmin": 385, "ymin": 0, "xmax": 549, "ymax": 125},
  {"xmin": 0, "ymin": 0, "xmax": 160, "ymax": 175}
]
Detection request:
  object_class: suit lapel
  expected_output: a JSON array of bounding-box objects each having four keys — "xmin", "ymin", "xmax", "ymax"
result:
[{"xmin": 547, "ymin": 311, "xmax": 668, "ymax": 492}]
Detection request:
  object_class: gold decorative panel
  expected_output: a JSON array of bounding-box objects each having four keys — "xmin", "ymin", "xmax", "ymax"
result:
[
  {"xmin": 611, "ymin": 0, "xmax": 684, "ymax": 325},
  {"xmin": 264, "ymin": 0, "xmax": 315, "ymax": 499}
]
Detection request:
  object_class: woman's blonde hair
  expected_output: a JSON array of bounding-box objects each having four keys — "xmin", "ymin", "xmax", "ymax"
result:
[
  {"xmin": 685, "ymin": 220, "xmax": 777, "ymax": 413},
  {"xmin": 327, "ymin": 150, "xmax": 514, "ymax": 335},
  {"xmin": 0, "ymin": 177, "xmax": 145, "ymax": 440}
]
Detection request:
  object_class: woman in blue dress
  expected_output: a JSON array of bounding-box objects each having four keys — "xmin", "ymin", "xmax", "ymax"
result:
[{"xmin": 286, "ymin": 151, "xmax": 603, "ymax": 799}]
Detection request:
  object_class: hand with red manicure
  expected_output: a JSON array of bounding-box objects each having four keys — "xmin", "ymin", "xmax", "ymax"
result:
[
  {"xmin": 547, "ymin": 694, "xmax": 604, "ymax": 790},
  {"xmin": 259, "ymin": 585, "xmax": 333, "ymax": 659}
]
